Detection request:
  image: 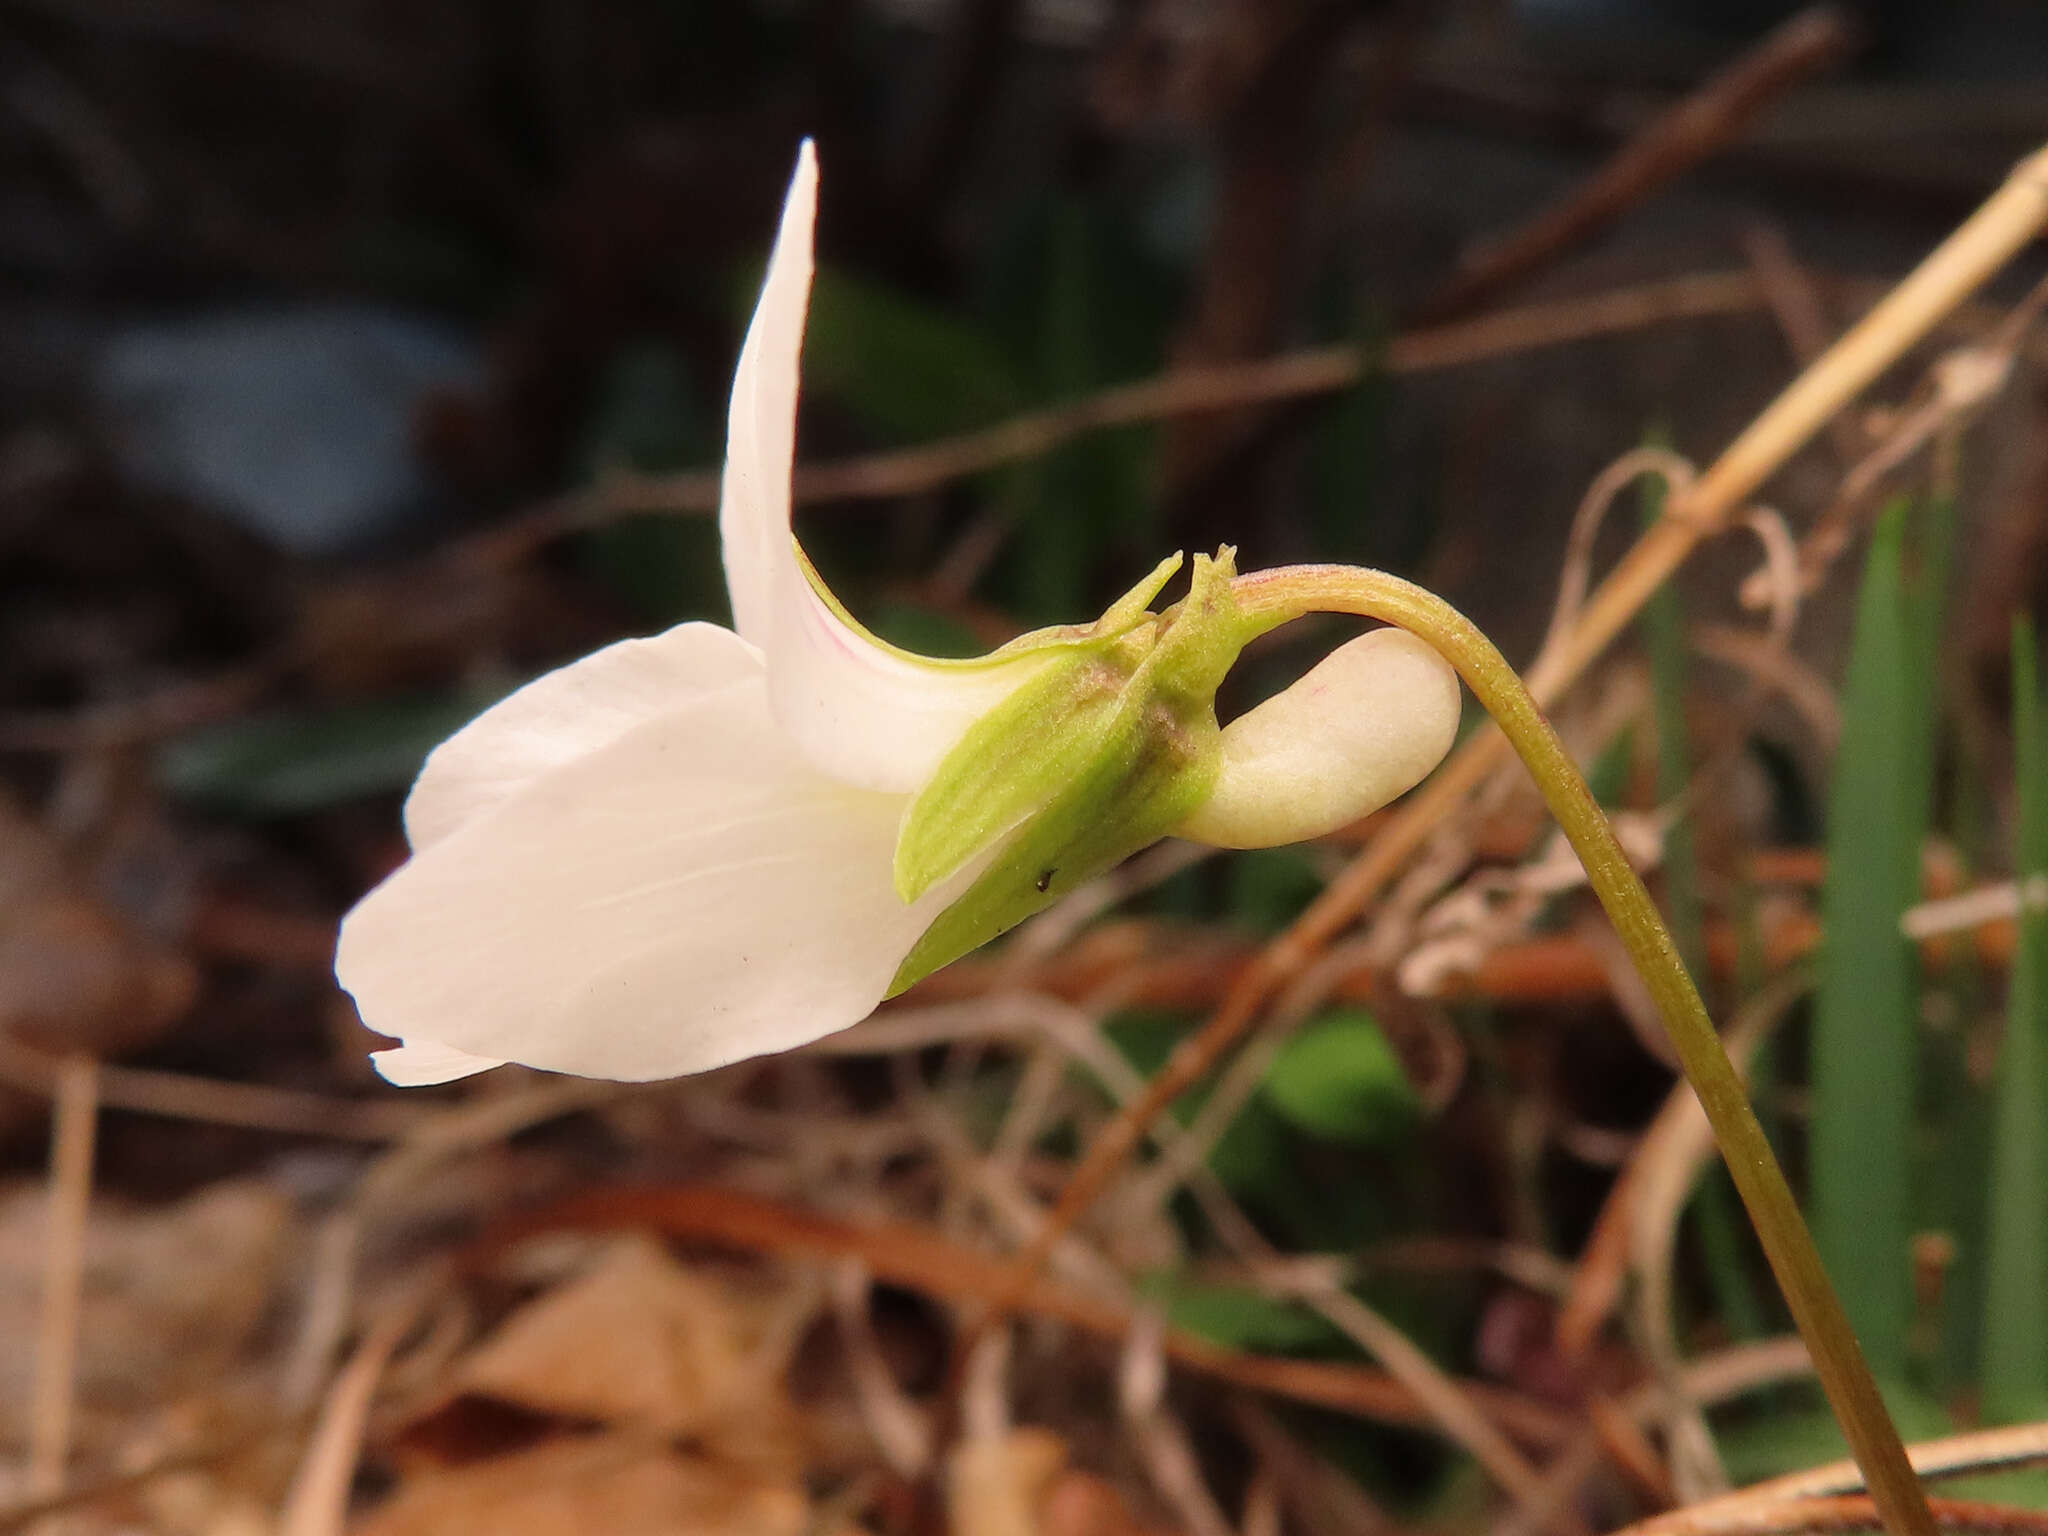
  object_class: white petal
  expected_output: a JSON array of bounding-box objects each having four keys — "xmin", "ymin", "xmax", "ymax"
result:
[
  {"xmin": 404, "ymin": 622, "xmax": 762, "ymax": 849},
  {"xmin": 337, "ymin": 669, "xmax": 967, "ymax": 1082},
  {"xmin": 370, "ymin": 1039, "xmax": 506, "ymax": 1086},
  {"xmin": 1178, "ymin": 628, "xmax": 1460, "ymax": 850},
  {"xmin": 718, "ymin": 141, "xmax": 1039, "ymax": 794},
  {"xmin": 718, "ymin": 142, "xmax": 813, "ymax": 649},
  {"xmin": 766, "ymin": 576, "xmax": 1044, "ymax": 793}
]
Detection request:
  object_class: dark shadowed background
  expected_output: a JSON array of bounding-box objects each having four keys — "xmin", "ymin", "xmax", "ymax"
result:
[{"xmin": 5, "ymin": 3, "xmax": 2048, "ymax": 1532}]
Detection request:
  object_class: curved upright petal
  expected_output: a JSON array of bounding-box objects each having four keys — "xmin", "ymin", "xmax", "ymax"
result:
[
  {"xmin": 337, "ymin": 667, "xmax": 971, "ymax": 1083},
  {"xmin": 1177, "ymin": 628, "xmax": 1460, "ymax": 850},
  {"xmin": 718, "ymin": 140, "xmax": 1041, "ymax": 795},
  {"xmin": 717, "ymin": 143, "xmax": 813, "ymax": 651},
  {"xmin": 404, "ymin": 622, "xmax": 762, "ymax": 850}
]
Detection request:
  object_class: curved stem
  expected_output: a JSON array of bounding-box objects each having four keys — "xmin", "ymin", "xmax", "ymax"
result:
[{"xmin": 1234, "ymin": 563, "xmax": 1934, "ymax": 1536}]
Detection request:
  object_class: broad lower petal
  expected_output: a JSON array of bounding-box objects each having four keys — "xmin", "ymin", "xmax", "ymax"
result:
[
  {"xmin": 718, "ymin": 141, "xmax": 1040, "ymax": 794},
  {"xmin": 404, "ymin": 622, "xmax": 763, "ymax": 849},
  {"xmin": 1177, "ymin": 628, "xmax": 1460, "ymax": 850},
  {"xmin": 338, "ymin": 670, "xmax": 965, "ymax": 1082}
]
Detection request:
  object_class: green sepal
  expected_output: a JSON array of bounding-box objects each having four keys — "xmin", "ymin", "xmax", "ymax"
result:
[
  {"xmin": 889, "ymin": 549, "xmax": 1253, "ymax": 994},
  {"xmin": 985, "ymin": 551, "xmax": 1187, "ymax": 659},
  {"xmin": 798, "ymin": 544, "xmax": 1184, "ymax": 679},
  {"xmin": 891, "ymin": 633, "xmax": 1150, "ymax": 903},
  {"xmin": 890, "ymin": 553, "xmax": 1188, "ymax": 902}
]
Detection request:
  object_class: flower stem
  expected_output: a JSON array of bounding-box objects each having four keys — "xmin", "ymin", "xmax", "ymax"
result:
[{"xmin": 1234, "ymin": 563, "xmax": 1935, "ymax": 1536}]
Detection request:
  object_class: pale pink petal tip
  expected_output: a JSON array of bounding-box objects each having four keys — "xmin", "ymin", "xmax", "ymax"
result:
[{"xmin": 370, "ymin": 1039, "xmax": 507, "ymax": 1087}]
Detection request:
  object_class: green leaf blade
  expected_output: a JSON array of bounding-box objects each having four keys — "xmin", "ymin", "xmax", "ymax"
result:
[{"xmin": 1811, "ymin": 502, "xmax": 1929, "ymax": 1383}]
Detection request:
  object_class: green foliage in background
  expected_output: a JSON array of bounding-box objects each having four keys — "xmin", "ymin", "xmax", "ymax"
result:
[
  {"xmin": 1810, "ymin": 498, "xmax": 1945, "ymax": 1384},
  {"xmin": 1982, "ymin": 616, "xmax": 2048, "ymax": 1423},
  {"xmin": 158, "ymin": 687, "xmax": 510, "ymax": 817},
  {"xmin": 1263, "ymin": 1010, "xmax": 1421, "ymax": 1146}
]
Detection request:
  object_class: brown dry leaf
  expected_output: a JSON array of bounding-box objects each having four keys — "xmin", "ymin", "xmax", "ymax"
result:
[
  {"xmin": 355, "ymin": 1437, "xmax": 821, "ymax": 1536},
  {"xmin": 430, "ymin": 1237, "xmax": 796, "ymax": 1450},
  {"xmin": 121, "ymin": 1389, "xmax": 307, "ymax": 1536},
  {"xmin": 1040, "ymin": 1470, "xmax": 1185, "ymax": 1536},
  {"xmin": 0, "ymin": 1178, "xmax": 290, "ymax": 1441},
  {"xmin": 948, "ymin": 1428, "xmax": 1069, "ymax": 1536},
  {"xmin": 142, "ymin": 1464, "xmax": 279, "ymax": 1536}
]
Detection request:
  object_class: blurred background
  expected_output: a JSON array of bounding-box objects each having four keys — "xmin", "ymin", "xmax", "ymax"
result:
[{"xmin": 6, "ymin": 1, "xmax": 2048, "ymax": 1533}]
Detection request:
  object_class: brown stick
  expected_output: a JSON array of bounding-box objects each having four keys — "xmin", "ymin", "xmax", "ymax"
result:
[{"xmin": 1413, "ymin": 7, "xmax": 1860, "ymax": 324}]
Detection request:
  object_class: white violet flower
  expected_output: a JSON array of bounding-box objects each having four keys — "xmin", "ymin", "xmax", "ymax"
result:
[{"xmin": 335, "ymin": 142, "xmax": 1461, "ymax": 1086}]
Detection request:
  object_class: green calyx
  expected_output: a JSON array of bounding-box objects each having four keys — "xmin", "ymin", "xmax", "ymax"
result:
[{"xmin": 888, "ymin": 548, "xmax": 1260, "ymax": 995}]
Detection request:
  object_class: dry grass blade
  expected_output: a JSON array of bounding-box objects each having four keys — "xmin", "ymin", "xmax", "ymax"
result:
[
  {"xmin": 1490, "ymin": 1338, "xmax": 1821, "ymax": 1536},
  {"xmin": 830, "ymin": 1260, "xmax": 932, "ymax": 1476},
  {"xmin": 1120, "ymin": 1311, "xmax": 1234, "ymax": 1536},
  {"xmin": 1232, "ymin": 1400, "xmax": 1396, "ymax": 1536},
  {"xmin": 1741, "ymin": 272, "xmax": 2048, "ymax": 610},
  {"xmin": 1267, "ymin": 1272, "xmax": 1582, "ymax": 1531},
  {"xmin": 1624, "ymin": 1497, "xmax": 2048, "ymax": 1536},
  {"xmin": 1558, "ymin": 971, "xmax": 1814, "ymax": 1358},
  {"xmin": 282, "ymin": 1075, "xmax": 629, "ymax": 1408},
  {"xmin": 277, "ymin": 1296, "xmax": 427, "ymax": 1536},
  {"xmin": 1630, "ymin": 1422, "xmax": 2048, "ymax": 1534}
]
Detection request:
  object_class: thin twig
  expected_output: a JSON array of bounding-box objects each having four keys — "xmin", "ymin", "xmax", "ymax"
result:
[
  {"xmin": 28, "ymin": 1054, "xmax": 97, "ymax": 1500},
  {"xmin": 1623, "ymin": 975, "xmax": 1813, "ymax": 1498},
  {"xmin": 1903, "ymin": 878, "xmax": 2048, "ymax": 941},
  {"xmin": 1414, "ymin": 7, "xmax": 1859, "ymax": 323},
  {"xmin": 830, "ymin": 1260, "xmax": 933, "ymax": 1476},
  {"xmin": 1558, "ymin": 971, "xmax": 1814, "ymax": 1358},
  {"xmin": 0, "ymin": 1037, "xmax": 429, "ymax": 1142},
  {"xmin": 1490, "ymin": 1337, "xmax": 1821, "ymax": 1536},
  {"xmin": 1231, "ymin": 1399, "xmax": 1395, "ymax": 1536},
  {"xmin": 1537, "ymin": 447, "xmax": 1699, "ymax": 672}
]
